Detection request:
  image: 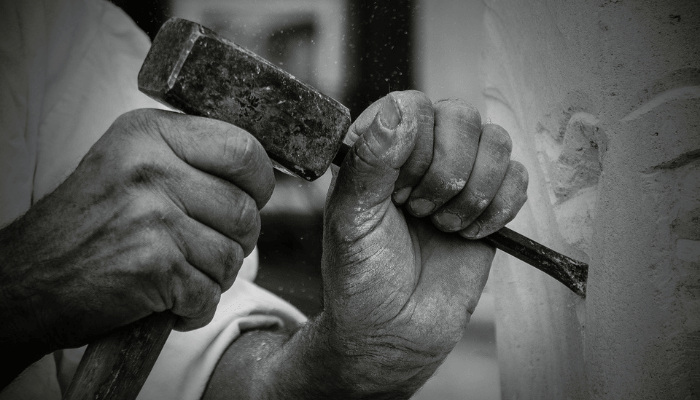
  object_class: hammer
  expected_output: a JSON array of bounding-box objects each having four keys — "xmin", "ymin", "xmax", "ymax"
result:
[{"xmin": 63, "ymin": 18, "xmax": 587, "ymax": 400}]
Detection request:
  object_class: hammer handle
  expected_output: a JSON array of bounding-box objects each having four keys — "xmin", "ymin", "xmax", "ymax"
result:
[{"xmin": 63, "ymin": 312, "xmax": 175, "ymax": 400}]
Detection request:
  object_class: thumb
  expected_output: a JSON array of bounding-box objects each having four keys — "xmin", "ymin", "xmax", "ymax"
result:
[{"xmin": 326, "ymin": 93, "xmax": 419, "ymax": 230}]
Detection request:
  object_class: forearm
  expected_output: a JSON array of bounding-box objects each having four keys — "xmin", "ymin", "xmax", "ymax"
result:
[{"xmin": 202, "ymin": 313, "xmax": 441, "ymax": 400}]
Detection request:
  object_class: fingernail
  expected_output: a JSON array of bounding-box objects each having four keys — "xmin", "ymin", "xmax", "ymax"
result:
[
  {"xmin": 461, "ymin": 222, "xmax": 481, "ymax": 239},
  {"xmin": 392, "ymin": 187, "xmax": 412, "ymax": 204},
  {"xmin": 434, "ymin": 212, "xmax": 463, "ymax": 232},
  {"xmin": 409, "ymin": 198, "xmax": 435, "ymax": 216},
  {"xmin": 379, "ymin": 95, "xmax": 401, "ymax": 129}
]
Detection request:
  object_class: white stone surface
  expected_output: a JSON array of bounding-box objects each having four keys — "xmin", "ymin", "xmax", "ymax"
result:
[{"xmin": 482, "ymin": 0, "xmax": 700, "ymax": 398}]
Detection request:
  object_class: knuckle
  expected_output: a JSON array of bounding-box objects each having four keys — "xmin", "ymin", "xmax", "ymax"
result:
[
  {"xmin": 246, "ymin": 162, "xmax": 275, "ymax": 209},
  {"xmin": 193, "ymin": 283, "xmax": 220, "ymax": 317},
  {"xmin": 187, "ymin": 293, "xmax": 208, "ymax": 318},
  {"xmin": 113, "ymin": 109, "xmax": 162, "ymax": 138},
  {"xmin": 138, "ymin": 243, "xmax": 164, "ymax": 275},
  {"xmin": 434, "ymin": 98, "xmax": 481, "ymax": 123},
  {"xmin": 222, "ymin": 129, "xmax": 257, "ymax": 172},
  {"xmin": 229, "ymin": 196, "xmax": 261, "ymax": 253},
  {"xmin": 141, "ymin": 253, "xmax": 180, "ymax": 311},
  {"xmin": 259, "ymin": 168, "xmax": 276, "ymax": 207},
  {"xmin": 125, "ymin": 162, "xmax": 169, "ymax": 187},
  {"xmin": 499, "ymin": 205, "xmax": 514, "ymax": 220},
  {"xmin": 138, "ymin": 228, "xmax": 163, "ymax": 253},
  {"xmin": 130, "ymin": 196, "xmax": 186, "ymax": 258},
  {"xmin": 399, "ymin": 90, "xmax": 433, "ymax": 109},
  {"xmin": 497, "ymin": 188, "xmax": 527, "ymax": 222},
  {"xmin": 484, "ymin": 124, "xmax": 513, "ymax": 154},
  {"xmin": 404, "ymin": 152, "xmax": 432, "ymax": 176},
  {"xmin": 410, "ymin": 172, "xmax": 467, "ymax": 215},
  {"xmin": 241, "ymin": 214, "xmax": 262, "ymax": 254},
  {"xmin": 129, "ymin": 193, "xmax": 164, "ymax": 221},
  {"xmin": 144, "ymin": 237, "xmax": 181, "ymax": 270},
  {"xmin": 138, "ymin": 195, "xmax": 180, "ymax": 226},
  {"xmin": 498, "ymin": 209, "xmax": 518, "ymax": 227},
  {"xmin": 218, "ymin": 243, "xmax": 244, "ymax": 289},
  {"xmin": 517, "ymin": 193, "xmax": 529, "ymax": 209},
  {"xmin": 233, "ymin": 194, "xmax": 259, "ymax": 229},
  {"xmin": 112, "ymin": 109, "xmax": 143, "ymax": 129},
  {"xmin": 510, "ymin": 160, "xmax": 528, "ymax": 177},
  {"xmin": 438, "ymin": 172, "xmax": 468, "ymax": 196},
  {"xmin": 468, "ymin": 192, "xmax": 492, "ymax": 214},
  {"xmin": 510, "ymin": 160, "xmax": 530, "ymax": 189}
]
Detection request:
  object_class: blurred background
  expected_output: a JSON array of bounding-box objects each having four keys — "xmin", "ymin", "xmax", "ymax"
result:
[{"xmin": 111, "ymin": 0, "xmax": 497, "ymax": 398}]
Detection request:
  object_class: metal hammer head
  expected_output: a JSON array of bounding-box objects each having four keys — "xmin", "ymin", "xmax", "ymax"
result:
[{"xmin": 138, "ymin": 18, "xmax": 351, "ymax": 181}]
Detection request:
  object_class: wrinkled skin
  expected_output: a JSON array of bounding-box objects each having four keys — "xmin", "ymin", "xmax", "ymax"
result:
[
  {"xmin": 0, "ymin": 109, "xmax": 274, "ymax": 386},
  {"xmin": 203, "ymin": 91, "xmax": 529, "ymax": 399}
]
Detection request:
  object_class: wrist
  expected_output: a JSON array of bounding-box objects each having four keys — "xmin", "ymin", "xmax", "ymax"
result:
[
  {"xmin": 332, "ymin": 322, "xmax": 444, "ymax": 397},
  {"xmin": 254, "ymin": 315, "xmax": 351, "ymax": 398},
  {"xmin": 264, "ymin": 312, "xmax": 432, "ymax": 399}
]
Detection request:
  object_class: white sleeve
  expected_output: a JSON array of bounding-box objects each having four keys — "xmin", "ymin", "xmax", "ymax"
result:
[
  {"xmin": 0, "ymin": 0, "xmax": 47, "ymax": 228},
  {"xmin": 137, "ymin": 278, "xmax": 308, "ymax": 400},
  {"xmin": 0, "ymin": 0, "xmax": 165, "ymax": 228},
  {"xmin": 32, "ymin": 0, "xmax": 167, "ymax": 201}
]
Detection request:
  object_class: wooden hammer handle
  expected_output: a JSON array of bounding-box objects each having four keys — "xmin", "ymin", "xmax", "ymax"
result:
[{"xmin": 62, "ymin": 312, "xmax": 175, "ymax": 400}]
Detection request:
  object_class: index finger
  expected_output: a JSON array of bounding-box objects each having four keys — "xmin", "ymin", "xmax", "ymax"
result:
[
  {"xmin": 137, "ymin": 109, "xmax": 275, "ymax": 209},
  {"xmin": 406, "ymin": 99, "xmax": 482, "ymax": 217}
]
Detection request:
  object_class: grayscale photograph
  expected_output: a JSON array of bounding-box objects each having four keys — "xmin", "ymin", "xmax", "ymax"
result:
[{"xmin": 1, "ymin": 0, "xmax": 698, "ymax": 399}]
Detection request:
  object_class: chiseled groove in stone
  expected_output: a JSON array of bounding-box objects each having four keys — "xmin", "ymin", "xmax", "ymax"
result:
[
  {"xmin": 622, "ymin": 85, "xmax": 700, "ymax": 122},
  {"xmin": 649, "ymin": 148, "xmax": 700, "ymax": 171}
]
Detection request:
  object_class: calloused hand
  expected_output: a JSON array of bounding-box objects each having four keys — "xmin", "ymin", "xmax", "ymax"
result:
[
  {"xmin": 0, "ymin": 109, "xmax": 274, "ymax": 361},
  {"xmin": 199, "ymin": 91, "xmax": 529, "ymax": 400},
  {"xmin": 321, "ymin": 90, "xmax": 528, "ymax": 394}
]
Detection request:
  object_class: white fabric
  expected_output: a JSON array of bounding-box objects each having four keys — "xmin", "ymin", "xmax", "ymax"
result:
[
  {"xmin": 0, "ymin": 0, "xmax": 306, "ymax": 398},
  {"xmin": 138, "ymin": 279, "xmax": 306, "ymax": 400},
  {"xmin": 0, "ymin": 0, "xmax": 160, "ymax": 225}
]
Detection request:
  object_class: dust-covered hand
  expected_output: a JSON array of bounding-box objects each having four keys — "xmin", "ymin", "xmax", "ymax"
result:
[
  {"xmin": 320, "ymin": 90, "xmax": 528, "ymax": 394},
  {"xmin": 0, "ymin": 109, "xmax": 274, "ymax": 379},
  {"xmin": 203, "ymin": 91, "xmax": 528, "ymax": 400}
]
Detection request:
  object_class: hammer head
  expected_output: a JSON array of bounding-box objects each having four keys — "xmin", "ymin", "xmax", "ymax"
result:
[{"xmin": 138, "ymin": 18, "xmax": 351, "ymax": 181}]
